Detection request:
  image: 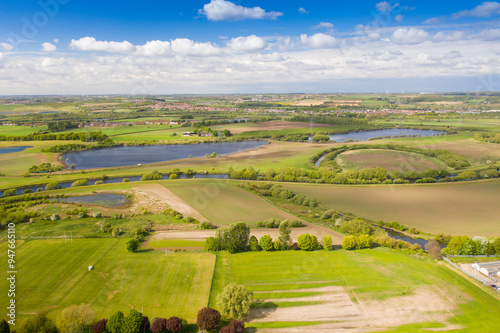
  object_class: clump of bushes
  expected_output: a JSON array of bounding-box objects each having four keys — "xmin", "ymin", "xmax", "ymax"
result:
[
  {"xmin": 71, "ymin": 179, "xmax": 88, "ymax": 187},
  {"xmin": 342, "ymin": 235, "xmax": 373, "ymax": 250},
  {"xmin": 140, "ymin": 171, "xmax": 162, "ymax": 181}
]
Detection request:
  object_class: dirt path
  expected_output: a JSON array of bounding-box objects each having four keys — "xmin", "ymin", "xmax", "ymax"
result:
[{"xmin": 134, "ymin": 184, "xmax": 208, "ymax": 221}]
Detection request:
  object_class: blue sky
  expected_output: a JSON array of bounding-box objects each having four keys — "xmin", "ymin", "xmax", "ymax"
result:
[{"xmin": 1, "ymin": 0, "xmax": 500, "ymax": 94}]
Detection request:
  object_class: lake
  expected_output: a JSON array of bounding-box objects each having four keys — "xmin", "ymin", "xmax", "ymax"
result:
[
  {"xmin": 310, "ymin": 128, "xmax": 446, "ymax": 142},
  {"xmin": 57, "ymin": 193, "xmax": 128, "ymax": 207},
  {"xmin": 63, "ymin": 140, "xmax": 267, "ymax": 169},
  {"xmin": 0, "ymin": 146, "xmax": 33, "ymax": 154}
]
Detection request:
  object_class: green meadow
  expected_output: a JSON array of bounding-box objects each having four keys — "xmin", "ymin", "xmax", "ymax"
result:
[{"xmin": 0, "ymin": 239, "xmax": 215, "ymax": 322}]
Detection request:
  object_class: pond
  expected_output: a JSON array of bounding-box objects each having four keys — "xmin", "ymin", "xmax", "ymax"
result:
[
  {"xmin": 0, "ymin": 146, "xmax": 33, "ymax": 154},
  {"xmin": 378, "ymin": 226, "xmax": 445, "ymax": 249},
  {"xmin": 56, "ymin": 193, "xmax": 128, "ymax": 207},
  {"xmin": 62, "ymin": 140, "xmax": 267, "ymax": 169},
  {"xmin": 310, "ymin": 128, "xmax": 446, "ymax": 143}
]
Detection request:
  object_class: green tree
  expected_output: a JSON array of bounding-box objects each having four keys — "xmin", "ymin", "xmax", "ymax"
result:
[
  {"xmin": 297, "ymin": 234, "xmax": 318, "ymax": 251},
  {"xmin": 493, "ymin": 238, "xmax": 500, "ymax": 254},
  {"xmin": 357, "ymin": 235, "xmax": 373, "ymax": 249},
  {"xmin": 122, "ymin": 310, "xmax": 143, "ymax": 333},
  {"xmin": 204, "ymin": 236, "xmax": 218, "ymax": 251},
  {"xmin": 248, "ymin": 235, "xmax": 260, "ymax": 251},
  {"xmin": 106, "ymin": 311, "xmax": 124, "ymax": 333},
  {"xmin": 278, "ymin": 220, "xmax": 292, "ymax": 250},
  {"xmin": 342, "ymin": 236, "xmax": 357, "ymax": 250},
  {"xmin": 18, "ymin": 312, "xmax": 58, "ymax": 333},
  {"xmin": 222, "ymin": 222, "xmax": 250, "ymax": 254},
  {"xmin": 57, "ymin": 304, "xmax": 95, "ymax": 333},
  {"xmin": 127, "ymin": 239, "xmax": 140, "ymax": 252},
  {"xmin": 260, "ymin": 235, "xmax": 273, "ymax": 251},
  {"xmin": 323, "ymin": 235, "xmax": 333, "ymax": 251},
  {"xmin": 216, "ymin": 283, "xmax": 253, "ymax": 320},
  {"xmin": 0, "ymin": 319, "xmax": 10, "ymax": 333},
  {"xmin": 340, "ymin": 218, "xmax": 371, "ymax": 236},
  {"xmin": 273, "ymin": 239, "xmax": 281, "ymax": 251}
]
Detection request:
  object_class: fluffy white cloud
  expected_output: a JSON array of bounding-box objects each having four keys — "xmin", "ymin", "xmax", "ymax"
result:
[
  {"xmin": 432, "ymin": 31, "xmax": 467, "ymax": 42},
  {"xmin": 298, "ymin": 7, "xmax": 309, "ymax": 14},
  {"xmin": 42, "ymin": 42, "xmax": 57, "ymax": 52},
  {"xmin": 376, "ymin": 1, "xmax": 391, "ymax": 12},
  {"xmin": 227, "ymin": 35, "xmax": 266, "ymax": 53},
  {"xmin": 135, "ymin": 40, "xmax": 171, "ymax": 56},
  {"xmin": 477, "ymin": 28, "xmax": 500, "ymax": 40},
  {"xmin": 391, "ymin": 28, "xmax": 429, "ymax": 44},
  {"xmin": 199, "ymin": 0, "xmax": 283, "ymax": 21},
  {"xmin": 170, "ymin": 39, "xmax": 222, "ymax": 56},
  {"xmin": 1, "ymin": 42, "xmax": 13, "ymax": 51},
  {"xmin": 313, "ymin": 22, "xmax": 334, "ymax": 30},
  {"xmin": 453, "ymin": 1, "xmax": 500, "ymax": 18},
  {"xmin": 70, "ymin": 37, "xmax": 136, "ymax": 53},
  {"xmin": 300, "ymin": 33, "xmax": 338, "ymax": 49}
]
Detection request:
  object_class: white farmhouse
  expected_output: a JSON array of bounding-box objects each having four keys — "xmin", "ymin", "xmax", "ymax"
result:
[{"xmin": 472, "ymin": 261, "xmax": 500, "ymax": 278}]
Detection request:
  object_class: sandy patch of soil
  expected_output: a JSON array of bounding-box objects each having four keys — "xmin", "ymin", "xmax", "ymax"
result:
[
  {"xmin": 133, "ymin": 184, "xmax": 208, "ymax": 221},
  {"xmin": 150, "ymin": 224, "xmax": 343, "ymax": 245},
  {"xmin": 129, "ymin": 188, "xmax": 170, "ymax": 215},
  {"xmin": 250, "ymin": 286, "xmax": 457, "ymax": 333}
]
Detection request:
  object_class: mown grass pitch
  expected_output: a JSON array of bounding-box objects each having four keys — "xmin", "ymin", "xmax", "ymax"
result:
[
  {"xmin": 210, "ymin": 250, "xmax": 500, "ymax": 332},
  {"xmin": 0, "ymin": 239, "xmax": 215, "ymax": 322},
  {"xmin": 286, "ymin": 180, "xmax": 500, "ymax": 236}
]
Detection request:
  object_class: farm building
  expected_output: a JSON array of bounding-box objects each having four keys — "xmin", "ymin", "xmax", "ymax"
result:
[{"xmin": 472, "ymin": 261, "xmax": 500, "ymax": 278}]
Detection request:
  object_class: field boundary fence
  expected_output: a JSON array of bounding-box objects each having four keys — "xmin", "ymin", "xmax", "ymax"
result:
[
  {"xmin": 207, "ymin": 250, "xmax": 218, "ymax": 307},
  {"xmin": 442, "ymin": 256, "xmax": 497, "ymax": 286}
]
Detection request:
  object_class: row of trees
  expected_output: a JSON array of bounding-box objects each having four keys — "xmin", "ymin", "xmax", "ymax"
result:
[
  {"xmin": 204, "ymin": 221, "xmax": 336, "ymax": 253},
  {"xmin": 0, "ymin": 131, "xmax": 109, "ymax": 142},
  {"xmin": 442, "ymin": 236, "xmax": 500, "ymax": 255}
]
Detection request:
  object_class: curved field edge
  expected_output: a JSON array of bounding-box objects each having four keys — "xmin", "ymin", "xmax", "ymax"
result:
[
  {"xmin": 336, "ymin": 149, "xmax": 448, "ymax": 172},
  {"xmin": 284, "ymin": 180, "xmax": 500, "ymax": 236}
]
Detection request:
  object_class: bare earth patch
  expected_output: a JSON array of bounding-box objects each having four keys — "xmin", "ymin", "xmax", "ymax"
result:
[
  {"xmin": 250, "ymin": 286, "xmax": 459, "ymax": 333},
  {"xmin": 149, "ymin": 225, "xmax": 344, "ymax": 245},
  {"xmin": 133, "ymin": 184, "xmax": 208, "ymax": 221}
]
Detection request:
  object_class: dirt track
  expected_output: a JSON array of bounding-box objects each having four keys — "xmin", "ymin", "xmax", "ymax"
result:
[{"xmin": 134, "ymin": 184, "xmax": 208, "ymax": 221}]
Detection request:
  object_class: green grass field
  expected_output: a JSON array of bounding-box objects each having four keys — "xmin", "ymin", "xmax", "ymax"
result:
[
  {"xmin": 285, "ymin": 180, "xmax": 500, "ymax": 236},
  {"xmin": 210, "ymin": 250, "xmax": 500, "ymax": 332},
  {"xmin": 165, "ymin": 180, "xmax": 301, "ymax": 226},
  {"xmin": 0, "ymin": 239, "xmax": 215, "ymax": 322},
  {"xmin": 336, "ymin": 149, "xmax": 447, "ymax": 172}
]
